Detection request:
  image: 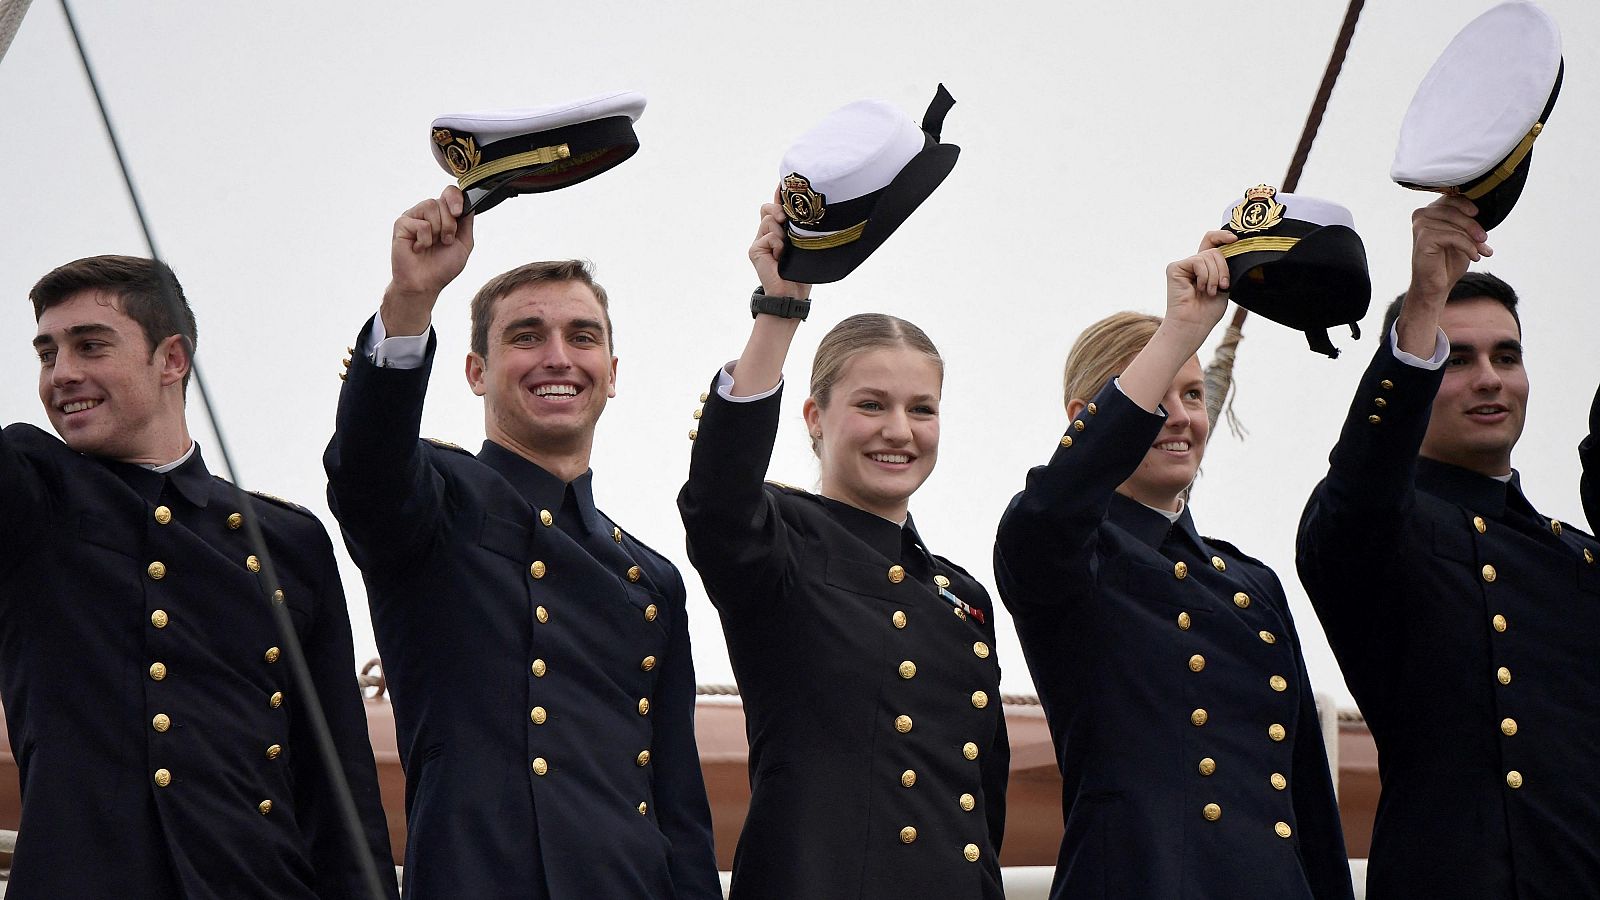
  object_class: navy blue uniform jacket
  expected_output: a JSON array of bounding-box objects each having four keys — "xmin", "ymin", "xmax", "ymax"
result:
[
  {"xmin": 995, "ymin": 382, "xmax": 1352, "ymax": 900},
  {"xmin": 678, "ymin": 374, "xmax": 1008, "ymax": 900},
  {"xmin": 0, "ymin": 425, "xmax": 396, "ymax": 900},
  {"xmin": 1582, "ymin": 382, "xmax": 1600, "ymax": 531},
  {"xmin": 325, "ymin": 321, "xmax": 719, "ymax": 900},
  {"xmin": 1298, "ymin": 340, "xmax": 1600, "ymax": 899}
]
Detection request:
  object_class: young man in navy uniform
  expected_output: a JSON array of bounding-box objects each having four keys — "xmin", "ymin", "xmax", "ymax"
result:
[
  {"xmin": 1, "ymin": 256, "xmax": 397, "ymax": 898},
  {"xmin": 1298, "ymin": 196, "xmax": 1600, "ymax": 898},
  {"xmin": 324, "ymin": 185, "xmax": 719, "ymax": 899}
]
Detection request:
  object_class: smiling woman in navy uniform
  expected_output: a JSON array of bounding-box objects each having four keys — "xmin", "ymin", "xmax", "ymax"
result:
[
  {"xmin": 677, "ymin": 197, "xmax": 1007, "ymax": 900},
  {"xmin": 994, "ymin": 234, "xmax": 1352, "ymax": 900}
]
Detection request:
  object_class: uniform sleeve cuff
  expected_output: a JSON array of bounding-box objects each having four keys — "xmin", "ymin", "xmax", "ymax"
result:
[
  {"xmin": 716, "ymin": 361, "xmax": 783, "ymax": 403},
  {"xmin": 366, "ymin": 308, "xmax": 432, "ymax": 370},
  {"xmin": 1389, "ymin": 322, "xmax": 1449, "ymax": 371}
]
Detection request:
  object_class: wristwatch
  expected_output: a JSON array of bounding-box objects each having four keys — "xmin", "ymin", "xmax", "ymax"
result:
[{"xmin": 750, "ymin": 286, "xmax": 810, "ymax": 321}]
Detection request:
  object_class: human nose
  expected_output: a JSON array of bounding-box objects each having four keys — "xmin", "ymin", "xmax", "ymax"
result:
[
  {"xmin": 881, "ymin": 408, "xmax": 913, "ymax": 444},
  {"xmin": 1468, "ymin": 356, "xmax": 1503, "ymax": 393},
  {"xmin": 541, "ymin": 339, "xmax": 572, "ymax": 369},
  {"xmin": 1163, "ymin": 388, "xmax": 1191, "ymax": 429},
  {"xmin": 51, "ymin": 350, "xmax": 83, "ymax": 386}
]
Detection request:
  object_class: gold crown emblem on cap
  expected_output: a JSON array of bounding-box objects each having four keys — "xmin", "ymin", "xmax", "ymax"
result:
[
  {"xmin": 1230, "ymin": 184, "xmax": 1286, "ymax": 235},
  {"xmin": 433, "ymin": 129, "xmax": 482, "ymax": 178},
  {"xmin": 780, "ymin": 173, "xmax": 827, "ymax": 226}
]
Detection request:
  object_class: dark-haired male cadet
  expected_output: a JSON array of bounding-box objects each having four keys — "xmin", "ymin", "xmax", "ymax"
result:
[
  {"xmin": 324, "ymin": 186, "xmax": 718, "ymax": 899},
  {"xmin": 1298, "ymin": 196, "xmax": 1600, "ymax": 898},
  {"xmin": 1, "ymin": 256, "xmax": 397, "ymax": 899}
]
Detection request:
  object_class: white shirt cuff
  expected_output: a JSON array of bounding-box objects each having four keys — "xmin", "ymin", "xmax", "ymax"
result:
[
  {"xmin": 365, "ymin": 309, "xmax": 431, "ymax": 370},
  {"xmin": 1389, "ymin": 322, "xmax": 1449, "ymax": 370},
  {"xmin": 715, "ymin": 361, "xmax": 782, "ymax": 402},
  {"xmin": 1111, "ymin": 375, "xmax": 1167, "ymax": 418}
]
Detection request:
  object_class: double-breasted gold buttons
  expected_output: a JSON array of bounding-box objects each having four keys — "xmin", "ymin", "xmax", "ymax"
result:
[
  {"xmin": 1550, "ymin": 519, "xmax": 1563, "ymax": 536},
  {"xmin": 1500, "ymin": 718, "xmax": 1518, "ymax": 736},
  {"xmin": 153, "ymin": 505, "xmax": 172, "ymax": 525},
  {"xmin": 1211, "ymin": 556, "xmax": 1226, "ymax": 572},
  {"xmin": 637, "ymin": 698, "xmax": 651, "ymax": 716},
  {"xmin": 1497, "ymin": 667, "xmax": 1511, "ymax": 685},
  {"xmin": 1493, "ymin": 614, "xmax": 1508, "ymax": 633},
  {"xmin": 1473, "ymin": 516, "xmax": 1487, "ymax": 534},
  {"xmin": 963, "ymin": 742, "xmax": 979, "ymax": 760},
  {"xmin": 644, "ymin": 604, "xmax": 659, "ymax": 622},
  {"xmin": 1379, "ymin": 379, "xmax": 1394, "ymax": 390},
  {"xmin": 1073, "ymin": 420, "xmax": 1085, "ymax": 432},
  {"xmin": 1275, "ymin": 822, "xmax": 1292, "ymax": 839},
  {"xmin": 1506, "ymin": 770, "xmax": 1523, "ymax": 789},
  {"xmin": 1268, "ymin": 723, "xmax": 1286, "ymax": 742},
  {"xmin": 154, "ymin": 769, "xmax": 172, "ymax": 788},
  {"xmin": 1173, "ymin": 561, "xmax": 1188, "ymax": 580},
  {"xmin": 150, "ymin": 610, "xmax": 169, "ymax": 629},
  {"xmin": 973, "ymin": 641, "xmax": 990, "ymax": 659},
  {"xmin": 227, "ymin": 512, "xmax": 243, "ymax": 530},
  {"xmin": 266, "ymin": 744, "xmax": 282, "ymax": 760},
  {"xmin": 887, "ymin": 565, "xmax": 906, "ymax": 584},
  {"xmin": 970, "ymin": 691, "xmax": 989, "ymax": 709},
  {"xmin": 1368, "ymin": 415, "xmax": 1382, "ymax": 425},
  {"xmin": 1177, "ymin": 611, "xmax": 1191, "ymax": 630},
  {"xmin": 1060, "ymin": 435, "xmax": 1074, "ymax": 448},
  {"xmin": 1191, "ymin": 709, "xmax": 1208, "ymax": 726},
  {"xmin": 530, "ymin": 707, "xmax": 547, "ymax": 725},
  {"xmin": 895, "ymin": 715, "xmax": 913, "ymax": 734},
  {"xmin": 1198, "ymin": 757, "xmax": 1216, "ymax": 776},
  {"xmin": 613, "ymin": 526, "xmax": 623, "ymax": 543},
  {"xmin": 934, "ymin": 574, "xmax": 951, "ymax": 589},
  {"xmin": 264, "ymin": 647, "xmax": 281, "ymax": 664},
  {"xmin": 640, "ymin": 656, "xmax": 657, "ymax": 672},
  {"xmin": 147, "ymin": 561, "xmax": 167, "ymax": 580},
  {"xmin": 1188, "ymin": 655, "xmax": 1206, "ymax": 673},
  {"xmin": 627, "ymin": 565, "xmax": 642, "ymax": 583},
  {"xmin": 539, "ymin": 509, "xmax": 553, "ymax": 527},
  {"xmin": 1482, "ymin": 564, "xmax": 1497, "ymax": 583},
  {"xmin": 1259, "ymin": 630, "xmax": 1277, "ymax": 645},
  {"xmin": 1087, "ymin": 402, "xmax": 1099, "ymax": 415},
  {"xmin": 149, "ymin": 662, "xmax": 167, "ymax": 681},
  {"xmin": 1233, "ymin": 592, "xmax": 1250, "ymax": 609},
  {"xmin": 1270, "ymin": 675, "xmax": 1288, "ymax": 692},
  {"xmin": 638, "ymin": 802, "xmax": 649, "ymax": 815},
  {"xmin": 259, "ymin": 800, "xmax": 273, "ymax": 815},
  {"xmin": 637, "ymin": 750, "xmax": 651, "ymax": 766},
  {"xmin": 959, "ymin": 793, "xmax": 976, "ymax": 811},
  {"xmin": 900, "ymin": 770, "xmax": 917, "ymax": 788},
  {"xmin": 536, "ymin": 606, "xmax": 550, "ymax": 624},
  {"xmin": 1203, "ymin": 803, "xmax": 1222, "ymax": 821},
  {"xmin": 530, "ymin": 561, "xmax": 547, "ymax": 579},
  {"xmin": 964, "ymin": 844, "xmax": 981, "ymax": 862},
  {"xmin": 1271, "ymin": 772, "xmax": 1287, "ymax": 791},
  {"xmin": 1373, "ymin": 397, "xmax": 1388, "ymax": 408},
  {"xmin": 892, "ymin": 610, "xmax": 907, "ymax": 629},
  {"xmin": 246, "ymin": 555, "xmax": 261, "ymax": 573},
  {"xmin": 270, "ymin": 691, "xmax": 284, "ymax": 708},
  {"xmin": 900, "ymin": 826, "xmax": 918, "ymax": 844},
  {"xmin": 532, "ymin": 758, "xmax": 549, "ymax": 776},
  {"xmin": 1585, "ymin": 547, "xmax": 1596, "ymax": 565},
  {"xmin": 898, "ymin": 661, "xmax": 917, "ymax": 679},
  {"xmin": 152, "ymin": 714, "xmax": 171, "ymax": 732}
]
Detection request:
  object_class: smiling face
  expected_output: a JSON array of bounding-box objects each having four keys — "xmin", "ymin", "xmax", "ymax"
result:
[
  {"xmin": 803, "ymin": 346, "xmax": 942, "ymax": 523},
  {"xmin": 1109, "ymin": 354, "xmax": 1209, "ymax": 511},
  {"xmin": 465, "ymin": 280, "xmax": 618, "ymax": 464},
  {"xmin": 1419, "ymin": 297, "xmax": 1528, "ymax": 476},
  {"xmin": 34, "ymin": 290, "xmax": 189, "ymax": 462}
]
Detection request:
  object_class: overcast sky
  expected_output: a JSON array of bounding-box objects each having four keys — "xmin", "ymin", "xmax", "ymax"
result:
[{"xmin": 4, "ymin": 0, "xmax": 1596, "ymax": 711}]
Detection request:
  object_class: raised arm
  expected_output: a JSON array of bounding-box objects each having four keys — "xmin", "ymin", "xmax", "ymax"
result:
[{"xmin": 324, "ymin": 188, "xmax": 476, "ymax": 572}]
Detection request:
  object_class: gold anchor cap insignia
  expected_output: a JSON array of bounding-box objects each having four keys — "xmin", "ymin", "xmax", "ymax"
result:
[
  {"xmin": 1229, "ymin": 184, "xmax": 1286, "ymax": 234},
  {"xmin": 780, "ymin": 173, "xmax": 827, "ymax": 226}
]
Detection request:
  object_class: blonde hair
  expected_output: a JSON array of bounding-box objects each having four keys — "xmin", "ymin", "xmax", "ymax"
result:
[
  {"xmin": 809, "ymin": 313, "xmax": 944, "ymax": 455},
  {"xmin": 1060, "ymin": 311, "xmax": 1163, "ymax": 412}
]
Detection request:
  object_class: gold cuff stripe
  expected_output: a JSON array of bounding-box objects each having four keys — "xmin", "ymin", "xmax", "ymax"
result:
[
  {"xmin": 1464, "ymin": 122, "xmax": 1543, "ymax": 201},
  {"xmin": 788, "ymin": 221, "xmax": 867, "ymax": 251},
  {"xmin": 459, "ymin": 144, "xmax": 573, "ymax": 190},
  {"xmin": 1221, "ymin": 236, "xmax": 1301, "ymax": 257}
]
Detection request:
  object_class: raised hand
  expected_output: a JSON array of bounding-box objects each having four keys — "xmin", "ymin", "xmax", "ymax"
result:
[
  {"xmin": 1395, "ymin": 195, "xmax": 1492, "ymax": 356},
  {"xmin": 1161, "ymin": 235, "xmax": 1235, "ymax": 346},
  {"xmin": 749, "ymin": 193, "xmax": 812, "ymax": 301},
  {"xmin": 382, "ymin": 186, "xmax": 476, "ymax": 336}
]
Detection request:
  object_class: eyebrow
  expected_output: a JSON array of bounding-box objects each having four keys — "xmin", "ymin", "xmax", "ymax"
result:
[
  {"xmin": 1449, "ymin": 339, "xmax": 1524, "ymax": 355},
  {"xmin": 500, "ymin": 316, "xmax": 606, "ymax": 337},
  {"xmin": 32, "ymin": 322, "xmax": 116, "ymax": 349},
  {"xmin": 851, "ymin": 387, "xmax": 940, "ymax": 404}
]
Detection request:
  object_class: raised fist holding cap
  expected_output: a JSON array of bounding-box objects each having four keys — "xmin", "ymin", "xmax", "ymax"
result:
[{"xmin": 382, "ymin": 185, "xmax": 475, "ymax": 338}]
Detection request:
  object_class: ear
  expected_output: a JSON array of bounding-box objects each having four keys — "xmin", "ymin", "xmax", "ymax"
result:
[
  {"xmin": 606, "ymin": 354, "xmax": 618, "ymax": 399},
  {"xmin": 465, "ymin": 352, "xmax": 488, "ymax": 397},
  {"xmin": 1065, "ymin": 397, "xmax": 1087, "ymax": 421},
  {"xmin": 155, "ymin": 334, "xmax": 191, "ymax": 388},
  {"xmin": 802, "ymin": 396, "xmax": 822, "ymax": 440}
]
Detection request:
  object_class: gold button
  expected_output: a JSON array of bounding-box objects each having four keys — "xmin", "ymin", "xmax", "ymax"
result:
[
  {"xmin": 539, "ymin": 509, "xmax": 553, "ymax": 527},
  {"xmin": 1173, "ymin": 561, "xmax": 1188, "ymax": 580},
  {"xmin": 1586, "ymin": 549, "xmax": 1596, "ymax": 565},
  {"xmin": 270, "ymin": 691, "xmax": 283, "ymax": 708},
  {"xmin": 892, "ymin": 610, "xmax": 907, "ymax": 629},
  {"xmin": 1482, "ymin": 564, "xmax": 1497, "ymax": 583},
  {"xmin": 536, "ymin": 606, "xmax": 549, "ymax": 624},
  {"xmin": 153, "ymin": 505, "xmax": 172, "ymax": 525},
  {"xmin": 1374, "ymin": 397, "xmax": 1388, "ymax": 408},
  {"xmin": 149, "ymin": 662, "xmax": 167, "ymax": 681},
  {"xmin": 154, "ymin": 768, "xmax": 172, "ymax": 788},
  {"xmin": 1551, "ymin": 519, "xmax": 1563, "ymax": 536},
  {"xmin": 1177, "ymin": 611, "xmax": 1191, "ymax": 630},
  {"xmin": 1233, "ymin": 592, "xmax": 1250, "ymax": 609},
  {"xmin": 638, "ymin": 698, "xmax": 650, "ymax": 715},
  {"xmin": 1275, "ymin": 821, "xmax": 1292, "ymax": 839},
  {"xmin": 895, "ymin": 715, "xmax": 914, "ymax": 734},
  {"xmin": 532, "ymin": 758, "xmax": 549, "ymax": 776},
  {"xmin": 1493, "ymin": 614, "xmax": 1508, "ymax": 633},
  {"xmin": 1269, "ymin": 723, "xmax": 1286, "ymax": 742},
  {"xmin": 246, "ymin": 555, "xmax": 261, "ymax": 573},
  {"xmin": 888, "ymin": 565, "xmax": 906, "ymax": 584},
  {"xmin": 1500, "ymin": 717, "xmax": 1517, "ymax": 736},
  {"xmin": 1474, "ymin": 516, "xmax": 1487, "ymax": 534},
  {"xmin": 227, "ymin": 512, "xmax": 243, "ymax": 529},
  {"xmin": 530, "ymin": 561, "xmax": 546, "ymax": 579},
  {"xmin": 271, "ymin": 589, "xmax": 284, "ymax": 604},
  {"xmin": 900, "ymin": 826, "xmax": 917, "ymax": 844},
  {"xmin": 150, "ymin": 609, "xmax": 169, "ymax": 629},
  {"xmin": 1271, "ymin": 772, "xmax": 1287, "ymax": 791},
  {"xmin": 1211, "ymin": 556, "xmax": 1226, "ymax": 572},
  {"xmin": 973, "ymin": 641, "xmax": 990, "ymax": 659},
  {"xmin": 959, "ymin": 793, "xmax": 976, "ymax": 811},
  {"xmin": 1087, "ymin": 402, "xmax": 1099, "ymax": 415},
  {"xmin": 636, "ymin": 750, "xmax": 651, "ymax": 767},
  {"xmin": 1270, "ymin": 675, "xmax": 1288, "ymax": 692},
  {"xmin": 613, "ymin": 526, "xmax": 623, "ymax": 543},
  {"xmin": 152, "ymin": 713, "xmax": 170, "ymax": 733},
  {"xmin": 692, "ymin": 409, "xmax": 703, "ymax": 419},
  {"xmin": 637, "ymin": 802, "xmax": 648, "ymax": 815},
  {"xmin": 1497, "ymin": 667, "xmax": 1511, "ymax": 685},
  {"xmin": 1198, "ymin": 757, "xmax": 1216, "ymax": 776},
  {"xmin": 970, "ymin": 691, "xmax": 989, "ymax": 709},
  {"xmin": 1259, "ymin": 630, "xmax": 1277, "ymax": 645},
  {"xmin": 964, "ymin": 844, "xmax": 981, "ymax": 863},
  {"xmin": 900, "ymin": 769, "xmax": 917, "ymax": 788},
  {"xmin": 532, "ymin": 659, "xmax": 547, "ymax": 677},
  {"xmin": 266, "ymin": 744, "xmax": 282, "ymax": 760},
  {"xmin": 259, "ymin": 800, "xmax": 273, "ymax": 815},
  {"xmin": 264, "ymin": 647, "xmax": 281, "ymax": 664},
  {"xmin": 1191, "ymin": 708, "xmax": 1208, "ymax": 726},
  {"xmin": 644, "ymin": 604, "xmax": 659, "ymax": 622},
  {"xmin": 963, "ymin": 741, "xmax": 979, "ymax": 760},
  {"xmin": 1203, "ymin": 803, "xmax": 1222, "ymax": 821},
  {"xmin": 1506, "ymin": 770, "xmax": 1523, "ymax": 789},
  {"xmin": 687, "ymin": 429, "xmax": 698, "ymax": 441},
  {"xmin": 627, "ymin": 565, "xmax": 642, "ymax": 583},
  {"xmin": 147, "ymin": 561, "xmax": 167, "ymax": 580},
  {"xmin": 898, "ymin": 661, "xmax": 917, "ymax": 679},
  {"xmin": 1368, "ymin": 415, "xmax": 1382, "ymax": 425},
  {"xmin": 953, "ymin": 608, "xmax": 967, "ymax": 621},
  {"xmin": 934, "ymin": 574, "xmax": 951, "ymax": 589},
  {"xmin": 1188, "ymin": 654, "xmax": 1205, "ymax": 673},
  {"xmin": 531, "ymin": 707, "xmax": 547, "ymax": 725},
  {"xmin": 640, "ymin": 656, "xmax": 657, "ymax": 672},
  {"xmin": 1379, "ymin": 379, "xmax": 1394, "ymax": 390},
  {"xmin": 1060, "ymin": 435, "xmax": 1074, "ymax": 448},
  {"xmin": 1073, "ymin": 419, "xmax": 1086, "ymax": 432},
  {"xmin": 700, "ymin": 392, "xmax": 709, "ymax": 403}
]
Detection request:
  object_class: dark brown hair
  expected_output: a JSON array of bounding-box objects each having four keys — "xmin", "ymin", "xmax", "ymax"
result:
[
  {"xmin": 469, "ymin": 260, "xmax": 613, "ymax": 359},
  {"xmin": 30, "ymin": 255, "xmax": 198, "ymax": 389}
]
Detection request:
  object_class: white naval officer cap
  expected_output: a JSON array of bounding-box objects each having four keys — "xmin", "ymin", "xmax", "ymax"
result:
[
  {"xmin": 431, "ymin": 90, "xmax": 647, "ymax": 214},
  {"xmin": 1391, "ymin": 1, "xmax": 1562, "ymax": 230}
]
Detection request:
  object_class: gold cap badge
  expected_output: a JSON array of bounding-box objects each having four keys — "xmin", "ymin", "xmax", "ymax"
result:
[
  {"xmin": 433, "ymin": 129, "xmax": 482, "ymax": 178},
  {"xmin": 1229, "ymin": 184, "xmax": 1286, "ymax": 234},
  {"xmin": 780, "ymin": 173, "xmax": 826, "ymax": 226}
]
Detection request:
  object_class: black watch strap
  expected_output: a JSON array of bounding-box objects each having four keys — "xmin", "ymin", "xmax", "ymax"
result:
[{"xmin": 750, "ymin": 286, "xmax": 810, "ymax": 321}]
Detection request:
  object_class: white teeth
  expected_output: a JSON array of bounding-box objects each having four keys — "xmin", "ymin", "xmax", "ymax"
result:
[
  {"xmin": 534, "ymin": 385, "xmax": 578, "ymax": 397},
  {"xmin": 61, "ymin": 400, "xmax": 101, "ymax": 414},
  {"xmin": 871, "ymin": 453, "xmax": 910, "ymax": 464},
  {"xmin": 1157, "ymin": 441, "xmax": 1189, "ymax": 451}
]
